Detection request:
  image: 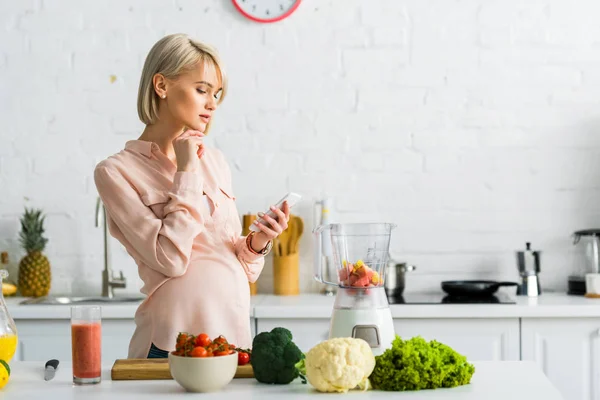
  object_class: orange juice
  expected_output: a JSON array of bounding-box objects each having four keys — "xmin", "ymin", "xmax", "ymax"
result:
[{"xmin": 0, "ymin": 334, "xmax": 17, "ymax": 362}]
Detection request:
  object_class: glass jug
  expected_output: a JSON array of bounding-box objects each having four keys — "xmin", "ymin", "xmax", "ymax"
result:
[
  {"xmin": 572, "ymin": 230, "xmax": 600, "ymax": 277},
  {"xmin": 0, "ymin": 269, "xmax": 18, "ymax": 362},
  {"xmin": 313, "ymin": 223, "xmax": 396, "ymax": 288}
]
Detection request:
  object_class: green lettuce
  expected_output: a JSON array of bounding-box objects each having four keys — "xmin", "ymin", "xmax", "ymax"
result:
[{"xmin": 369, "ymin": 335, "xmax": 475, "ymax": 391}]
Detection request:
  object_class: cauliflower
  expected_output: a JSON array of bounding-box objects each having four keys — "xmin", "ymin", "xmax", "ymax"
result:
[{"xmin": 304, "ymin": 337, "xmax": 375, "ymax": 393}]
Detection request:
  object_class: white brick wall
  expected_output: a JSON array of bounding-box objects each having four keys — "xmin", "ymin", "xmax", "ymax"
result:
[{"xmin": 1, "ymin": 0, "xmax": 600, "ymax": 296}]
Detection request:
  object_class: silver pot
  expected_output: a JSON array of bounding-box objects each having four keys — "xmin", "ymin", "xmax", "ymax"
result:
[{"xmin": 385, "ymin": 261, "xmax": 416, "ymax": 297}]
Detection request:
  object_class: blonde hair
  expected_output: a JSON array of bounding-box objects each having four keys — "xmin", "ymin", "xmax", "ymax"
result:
[{"xmin": 137, "ymin": 33, "xmax": 227, "ymax": 133}]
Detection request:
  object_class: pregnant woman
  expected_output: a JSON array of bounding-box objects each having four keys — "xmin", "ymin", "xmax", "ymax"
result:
[{"xmin": 94, "ymin": 33, "xmax": 289, "ymax": 358}]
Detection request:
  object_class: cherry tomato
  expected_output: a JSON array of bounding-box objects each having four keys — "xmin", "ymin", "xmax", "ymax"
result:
[
  {"xmin": 214, "ymin": 350, "xmax": 229, "ymax": 357},
  {"xmin": 190, "ymin": 346, "xmax": 208, "ymax": 358},
  {"xmin": 238, "ymin": 352, "xmax": 250, "ymax": 365},
  {"xmin": 197, "ymin": 333, "xmax": 211, "ymax": 348},
  {"xmin": 213, "ymin": 335, "xmax": 228, "ymax": 345}
]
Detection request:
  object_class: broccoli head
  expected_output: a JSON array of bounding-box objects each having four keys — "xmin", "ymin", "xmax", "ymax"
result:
[{"xmin": 251, "ymin": 327, "xmax": 306, "ymax": 384}]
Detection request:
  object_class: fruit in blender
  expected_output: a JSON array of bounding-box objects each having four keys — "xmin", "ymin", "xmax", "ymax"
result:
[{"xmin": 338, "ymin": 259, "xmax": 382, "ymax": 288}]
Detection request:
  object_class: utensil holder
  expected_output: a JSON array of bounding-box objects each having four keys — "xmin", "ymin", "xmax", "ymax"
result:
[{"xmin": 273, "ymin": 253, "xmax": 299, "ymax": 295}]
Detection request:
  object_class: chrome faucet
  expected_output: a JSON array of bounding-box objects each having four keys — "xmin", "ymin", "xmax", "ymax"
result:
[{"xmin": 95, "ymin": 197, "xmax": 126, "ymax": 298}]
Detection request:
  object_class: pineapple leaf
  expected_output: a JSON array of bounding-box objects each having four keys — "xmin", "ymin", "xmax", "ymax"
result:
[{"xmin": 19, "ymin": 207, "xmax": 48, "ymax": 254}]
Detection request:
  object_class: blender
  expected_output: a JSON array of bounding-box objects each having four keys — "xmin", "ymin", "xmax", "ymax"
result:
[
  {"xmin": 313, "ymin": 223, "xmax": 396, "ymax": 355},
  {"xmin": 569, "ymin": 229, "xmax": 600, "ymax": 295}
]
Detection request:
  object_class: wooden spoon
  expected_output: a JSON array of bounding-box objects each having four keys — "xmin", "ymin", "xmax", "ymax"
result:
[{"xmin": 293, "ymin": 216, "xmax": 304, "ymax": 254}]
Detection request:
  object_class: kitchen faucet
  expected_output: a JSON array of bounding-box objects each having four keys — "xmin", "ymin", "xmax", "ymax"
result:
[{"xmin": 95, "ymin": 197, "xmax": 126, "ymax": 298}]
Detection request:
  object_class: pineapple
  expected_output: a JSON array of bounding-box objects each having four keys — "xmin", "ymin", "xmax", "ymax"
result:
[{"xmin": 17, "ymin": 208, "xmax": 51, "ymax": 297}]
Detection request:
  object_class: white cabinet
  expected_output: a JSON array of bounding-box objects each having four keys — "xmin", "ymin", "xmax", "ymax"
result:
[
  {"xmin": 394, "ymin": 318, "xmax": 520, "ymax": 361},
  {"xmin": 14, "ymin": 317, "xmax": 257, "ymax": 363},
  {"xmin": 13, "ymin": 319, "xmax": 136, "ymax": 363},
  {"xmin": 255, "ymin": 317, "xmax": 520, "ymax": 362},
  {"xmin": 521, "ymin": 318, "xmax": 600, "ymax": 400},
  {"xmin": 255, "ymin": 319, "xmax": 330, "ymax": 352}
]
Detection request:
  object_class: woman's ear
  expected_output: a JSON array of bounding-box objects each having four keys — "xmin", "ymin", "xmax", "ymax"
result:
[{"xmin": 153, "ymin": 73, "xmax": 167, "ymax": 99}]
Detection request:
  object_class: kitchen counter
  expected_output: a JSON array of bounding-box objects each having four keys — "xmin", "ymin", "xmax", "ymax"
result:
[
  {"xmin": 1, "ymin": 360, "xmax": 563, "ymax": 399},
  {"xmin": 6, "ymin": 292, "xmax": 600, "ymax": 320},
  {"xmin": 5, "ymin": 295, "xmax": 267, "ymax": 319},
  {"xmin": 253, "ymin": 291, "xmax": 600, "ymax": 319}
]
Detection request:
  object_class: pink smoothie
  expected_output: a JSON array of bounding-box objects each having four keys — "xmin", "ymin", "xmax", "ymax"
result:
[{"xmin": 71, "ymin": 323, "xmax": 101, "ymax": 379}]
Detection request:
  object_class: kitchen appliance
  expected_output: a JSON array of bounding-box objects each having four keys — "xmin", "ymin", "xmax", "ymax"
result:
[
  {"xmin": 441, "ymin": 280, "xmax": 518, "ymax": 297},
  {"xmin": 384, "ymin": 261, "xmax": 416, "ymax": 297},
  {"xmin": 313, "ymin": 197, "xmax": 336, "ymax": 296},
  {"xmin": 388, "ymin": 292, "xmax": 516, "ymax": 304},
  {"xmin": 569, "ymin": 230, "xmax": 600, "ymax": 295},
  {"xmin": 313, "ymin": 223, "xmax": 396, "ymax": 356},
  {"xmin": 516, "ymin": 242, "xmax": 541, "ymax": 296}
]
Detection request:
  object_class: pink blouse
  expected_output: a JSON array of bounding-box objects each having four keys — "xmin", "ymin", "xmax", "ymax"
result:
[{"xmin": 94, "ymin": 140, "xmax": 265, "ymax": 358}]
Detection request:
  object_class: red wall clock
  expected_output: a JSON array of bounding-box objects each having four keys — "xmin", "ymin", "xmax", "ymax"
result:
[{"xmin": 232, "ymin": 0, "xmax": 302, "ymax": 23}]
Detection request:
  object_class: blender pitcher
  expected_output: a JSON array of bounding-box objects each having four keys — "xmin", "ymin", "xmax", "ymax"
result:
[
  {"xmin": 313, "ymin": 223, "xmax": 395, "ymax": 288},
  {"xmin": 569, "ymin": 230, "xmax": 600, "ymax": 295},
  {"xmin": 313, "ymin": 223, "xmax": 397, "ymax": 355}
]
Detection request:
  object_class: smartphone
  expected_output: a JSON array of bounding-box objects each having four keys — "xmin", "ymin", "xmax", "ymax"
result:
[{"xmin": 249, "ymin": 192, "xmax": 302, "ymax": 232}]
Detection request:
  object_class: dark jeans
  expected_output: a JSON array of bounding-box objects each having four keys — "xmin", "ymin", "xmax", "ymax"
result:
[{"xmin": 147, "ymin": 343, "xmax": 169, "ymax": 359}]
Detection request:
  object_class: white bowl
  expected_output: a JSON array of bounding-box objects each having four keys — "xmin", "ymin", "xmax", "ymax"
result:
[{"xmin": 168, "ymin": 351, "xmax": 238, "ymax": 392}]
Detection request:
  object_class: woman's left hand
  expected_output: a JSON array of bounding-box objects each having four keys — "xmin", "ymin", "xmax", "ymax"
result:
[{"xmin": 250, "ymin": 201, "xmax": 290, "ymax": 252}]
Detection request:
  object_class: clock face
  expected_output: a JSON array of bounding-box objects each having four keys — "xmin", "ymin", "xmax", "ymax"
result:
[{"xmin": 232, "ymin": 0, "xmax": 302, "ymax": 23}]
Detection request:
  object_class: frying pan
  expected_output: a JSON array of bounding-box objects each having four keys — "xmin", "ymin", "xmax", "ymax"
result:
[{"xmin": 441, "ymin": 280, "xmax": 518, "ymax": 297}]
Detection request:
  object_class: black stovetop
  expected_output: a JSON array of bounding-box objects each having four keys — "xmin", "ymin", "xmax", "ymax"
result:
[{"xmin": 386, "ymin": 292, "xmax": 516, "ymax": 304}]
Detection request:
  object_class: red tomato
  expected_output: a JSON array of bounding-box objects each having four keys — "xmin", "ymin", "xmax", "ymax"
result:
[
  {"xmin": 238, "ymin": 352, "xmax": 250, "ymax": 365},
  {"xmin": 214, "ymin": 350, "xmax": 229, "ymax": 357},
  {"xmin": 190, "ymin": 346, "xmax": 208, "ymax": 358},
  {"xmin": 213, "ymin": 335, "xmax": 228, "ymax": 345},
  {"xmin": 196, "ymin": 333, "xmax": 211, "ymax": 348}
]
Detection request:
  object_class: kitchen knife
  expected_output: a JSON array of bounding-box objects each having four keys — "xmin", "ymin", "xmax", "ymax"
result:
[{"xmin": 44, "ymin": 359, "xmax": 59, "ymax": 381}]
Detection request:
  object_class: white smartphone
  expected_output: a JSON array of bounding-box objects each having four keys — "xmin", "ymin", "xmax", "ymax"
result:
[{"xmin": 249, "ymin": 192, "xmax": 302, "ymax": 232}]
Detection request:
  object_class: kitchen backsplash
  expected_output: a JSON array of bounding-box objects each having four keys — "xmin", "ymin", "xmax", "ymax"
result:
[{"xmin": 1, "ymin": 0, "xmax": 600, "ymax": 296}]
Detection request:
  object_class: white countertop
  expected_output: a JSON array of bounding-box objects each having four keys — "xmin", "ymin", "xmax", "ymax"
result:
[
  {"xmin": 253, "ymin": 291, "xmax": 600, "ymax": 319},
  {"xmin": 1, "ymin": 360, "xmax": 563, "ymax": 399},
  {"xmin": 6, "ymin": 292, "xmax": 600, "ymax": 320},
  {"xmin": 4, "ymin": 295, "xmax": 267, "ymax": 320}
]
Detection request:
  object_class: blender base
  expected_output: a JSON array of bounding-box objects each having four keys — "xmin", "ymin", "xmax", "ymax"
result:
[{"xmin": 329, "ymin": 307, "xmax": 395, "ymax": 356}]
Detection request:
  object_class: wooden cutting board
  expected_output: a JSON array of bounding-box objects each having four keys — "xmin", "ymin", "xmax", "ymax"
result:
[{"xmin": 111, "ymin": 359, "xmax": 254, "ymax": 380}]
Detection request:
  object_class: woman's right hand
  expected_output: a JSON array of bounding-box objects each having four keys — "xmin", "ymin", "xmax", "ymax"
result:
[{"xmin": 173, "ymin": 130, "xmax": 205, "ymax": 172}]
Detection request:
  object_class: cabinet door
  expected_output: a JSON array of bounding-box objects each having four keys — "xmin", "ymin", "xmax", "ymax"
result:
[
  {"xmin": 255, "ymin": 319, "xmax": 330, "ymax": 352},
  {"xmin": 393, "ymin": 318, "xmax": 520, "ymax": 361},
  {"xmin": 521, "ymin": 318, "xmax": 600, "ymax": 400},
  {"xmin": 14, "ymin": 319, "xmax": 136, "ymax": 363}
]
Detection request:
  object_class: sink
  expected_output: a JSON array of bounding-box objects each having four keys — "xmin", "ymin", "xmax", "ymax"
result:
[{"xmin": 19, "ymin": 296, "xmax": 145, "ymax": 305}]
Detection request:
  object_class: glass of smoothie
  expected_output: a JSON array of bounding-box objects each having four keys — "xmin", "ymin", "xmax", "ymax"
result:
[{"xmin": 71, "ymin": 306, "xmax": 101, "ymax": 384}]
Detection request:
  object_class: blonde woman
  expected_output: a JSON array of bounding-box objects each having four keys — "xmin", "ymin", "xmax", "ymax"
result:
[{"xmin": 94, "ymin": 34, "xmax": 289, "ymax": 359}]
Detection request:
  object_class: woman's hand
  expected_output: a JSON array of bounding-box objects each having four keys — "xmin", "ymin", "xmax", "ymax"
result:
[
  {"xmin": 251, "ymin": 201, "xmax": 290, "ymax": 252},
  {"xmin": 173, "ymin": 130, "xmax": 205, "ymax": 173}
]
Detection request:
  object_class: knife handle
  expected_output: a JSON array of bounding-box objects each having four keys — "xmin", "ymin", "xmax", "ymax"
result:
[{"xmin": 45, "ymin": 359, "xmax": 59, "ymax": 369}]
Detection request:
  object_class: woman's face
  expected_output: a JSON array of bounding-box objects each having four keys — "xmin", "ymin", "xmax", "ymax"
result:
[{"xmin": 162, "ymin": 61, "xmax": 222, "ymax": 132}]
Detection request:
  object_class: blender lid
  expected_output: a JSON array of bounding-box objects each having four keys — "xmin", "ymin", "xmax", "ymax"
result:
[
  {"xmin": 574, "ymin": 229, "xmax": 600, "ymax": 236},
  {"xmin": 573, "ymin": 229, "xmax": 600, "ymax": 243}
]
